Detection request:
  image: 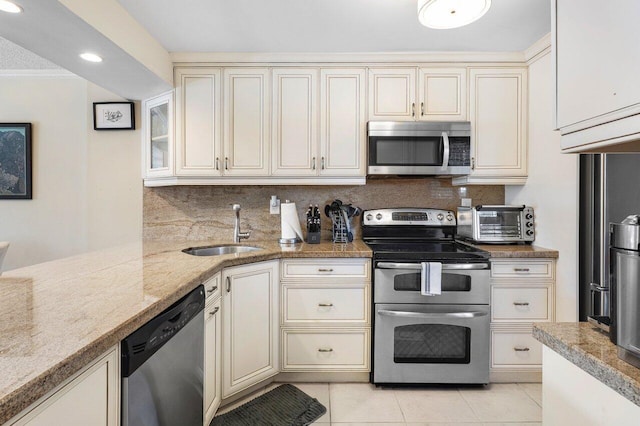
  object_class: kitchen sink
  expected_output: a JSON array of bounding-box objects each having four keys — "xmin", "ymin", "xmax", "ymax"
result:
[{"xmin": 182, "ymin": 244, "xmax": 263, "ymax": 257}]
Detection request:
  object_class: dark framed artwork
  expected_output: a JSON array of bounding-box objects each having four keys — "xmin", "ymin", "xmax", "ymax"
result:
[
  {"xmin": 0, "ymin": 123, "xmax": 32, "ymax": 200},
  {"xmin": 93, "ymin": 102, "xmax": 135, "ymax": 130}
]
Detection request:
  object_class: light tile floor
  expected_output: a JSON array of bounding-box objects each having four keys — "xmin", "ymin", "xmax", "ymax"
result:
[{"xmin": 216, "ymin": 382, "xmax": 542, "ymax": 425}]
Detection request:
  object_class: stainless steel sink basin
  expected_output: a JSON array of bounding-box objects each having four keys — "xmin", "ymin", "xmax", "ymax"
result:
[{"xmin": 182, "ymin": 244, "xmax": 263, "ymax": 257}]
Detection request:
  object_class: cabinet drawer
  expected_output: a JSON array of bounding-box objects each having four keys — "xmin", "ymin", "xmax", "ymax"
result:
[
  {"xmin": 203, "ymin": 272, "xmax": 221, "ymax": 301},
  {"xmin": 491, "ymin": 330, "xmax": 542, "ymax": 367},
  {"xmin": 491, "ymin": 260, "xmax": 554, "ymax": 279},
  {"xmin": 282, "ymin": 285, "xmax": 368, "ymax": 325},
  {"xmin": 282, "ymin": 329, "xmax": 370, "ymax": 371},
  {"xmin": 281, "ymin": 259, "xmax": 370, "ymax": 280},
  {"xmin": 492, "ymin": 286, "xmax": 551, "ymax": 322}
]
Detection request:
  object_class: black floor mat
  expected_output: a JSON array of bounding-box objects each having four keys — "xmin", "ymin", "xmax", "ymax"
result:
[{"xmin": 210, "ymin": 384, "xmax": 327, "ymax": 426}]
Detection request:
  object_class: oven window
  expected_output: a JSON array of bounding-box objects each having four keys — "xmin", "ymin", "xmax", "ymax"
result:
[
  {"xmin": 394, "ymin": 324, "xmax": 471, "ymax": 364},
  {"xmin": 478, "ymin": 211, "xmax": 522, "ymax": 237},
  {"xmin": 393, "ymin": 272, "xmax": 471, "ymax": 292}
]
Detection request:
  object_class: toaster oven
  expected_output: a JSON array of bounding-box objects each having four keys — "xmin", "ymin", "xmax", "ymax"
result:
[{"xmin": 456, "ymin": 205, "xmax": 535, "ymax": 244}]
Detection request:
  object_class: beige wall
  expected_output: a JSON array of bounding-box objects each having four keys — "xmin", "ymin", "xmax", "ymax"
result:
[
  {"xmin": 505, "ymin": 51, "xmax": 579, "ymax": 322},
  {"xmin": 0, "ymin": 74, "xmax": 142, "ymax": 271}
]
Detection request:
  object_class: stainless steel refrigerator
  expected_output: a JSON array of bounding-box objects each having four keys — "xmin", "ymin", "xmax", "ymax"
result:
[{"xmin": 579, "ymin": 153, "xmax": 640, "ymax": 337}]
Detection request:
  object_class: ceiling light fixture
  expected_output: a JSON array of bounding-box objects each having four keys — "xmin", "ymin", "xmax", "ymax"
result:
[
  {"xmin": 80, "ymin": 53, "xmax": 103, "ymax": 63},
  {"xmin": 0, "ymin": 0, "xmax": 22, "ymax": 14},
  {"xmin": 418, "ymin": 0, "xmax": 491, "ymax": 29}
]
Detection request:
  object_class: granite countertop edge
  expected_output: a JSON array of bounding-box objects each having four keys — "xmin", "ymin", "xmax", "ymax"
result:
[{"xmin": 533, "ymin": 323, "xmax": 640, "ymax": 407}]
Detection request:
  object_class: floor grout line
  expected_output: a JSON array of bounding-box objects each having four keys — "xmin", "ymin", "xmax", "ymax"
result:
[{"xmin": 391, "ymin": 388, "xmax": 407, "ymax": 423}]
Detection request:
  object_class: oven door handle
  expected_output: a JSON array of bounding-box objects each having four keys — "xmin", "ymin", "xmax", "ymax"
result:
[
  {"xmin": 378, "ymin": 309, "xmax": 488, "ymax": 319},
  {"xmin": 376, "ymin": 262, "xmax": 490, "ymax": 270}
]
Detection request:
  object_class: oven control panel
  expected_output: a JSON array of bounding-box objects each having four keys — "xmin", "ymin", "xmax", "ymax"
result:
[{"xmin": 363, "ymin": 208, "xmax": 456, "ymax": 226}]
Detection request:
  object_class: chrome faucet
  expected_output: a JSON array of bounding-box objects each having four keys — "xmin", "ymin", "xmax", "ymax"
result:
[{"xmin": 232, "ymin": 204, "xmax": 251, "ymax": 243}]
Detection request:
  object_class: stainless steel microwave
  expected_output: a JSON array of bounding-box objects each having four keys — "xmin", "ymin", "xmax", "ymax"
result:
[
  {"xmin": 457, "ymin": 205, "xmax": 535, "ymax": 244},
  {"xmin": 367, "ymin": 121, "xmax": 471, "ymax": 176}
]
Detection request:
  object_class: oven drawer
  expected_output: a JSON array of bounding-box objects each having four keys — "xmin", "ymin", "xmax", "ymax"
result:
[
  {"xmin": 282, "ymin": 284, "xmax": 369, "ymax": 325},
  {"xmin": 281, "ymin": 259, "xmax": 370, "ymax": 280},
  {"xmin": 491, "ymin": 285, "xmax": 551, "ymax": 322},
  {"xmin": 281, "ymin": 329, "xmax": 370, "ymax": 371},
  {"xmin": 491, "ymin": 329, "xmax": 542, "ymax": 367},
  {"xmin": 491, "ymin": 260, "xmax": 555, "ymax": 280}
]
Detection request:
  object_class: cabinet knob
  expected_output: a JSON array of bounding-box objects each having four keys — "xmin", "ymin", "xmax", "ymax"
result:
[
  {"xmin": 318, "ymin": 348, "xmax": 333, "ymax": 353},
  {"xmin": 514, "ymin": 347, "xmax": 530, "ymax": 352}
]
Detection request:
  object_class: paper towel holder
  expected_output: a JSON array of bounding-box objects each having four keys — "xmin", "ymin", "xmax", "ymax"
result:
[{"xmin": 279, "ymin": 200, "xmax": 302, "ymax": 245}]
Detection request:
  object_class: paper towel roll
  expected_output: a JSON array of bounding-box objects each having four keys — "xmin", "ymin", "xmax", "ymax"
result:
[{"xmin": 280, "ymin": 202, "xmax": 303, "ymax": 243}]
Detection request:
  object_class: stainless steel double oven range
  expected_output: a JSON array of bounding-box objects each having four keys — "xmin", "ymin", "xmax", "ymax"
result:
[{"xmin": 363, "ymin": 208, "xmax": 491, "ymax": 385}]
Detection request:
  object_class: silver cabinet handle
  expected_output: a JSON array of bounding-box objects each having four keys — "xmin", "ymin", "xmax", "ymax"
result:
[
  {"xmin": 421, "ymin": 102, "xmax": 425, "ymax": 116},
  {"xmin": 513, "ymin": 302, "xmax": 530, "ymax": 306},
  {"xmin": 215, "ymin": 157, "xmax": 219, "ymax": 170},
  {"xmin": 318, "ymin": 303, "xmax": 334, "ymax": 307},
  {"xmin": 441, "ymin": 132, "xmax": 450, "ymax": 170},
  {"xmin": 376, "ymin": 262, "xmax": 489, "ymax": 270},
  {"xmin": 514, "ymin": 268, "xmax": 530, "ymax": 272},
  {"xmin": 321, "ymin": 156, "xmax": 325, "ymax": 170},
  {"xmin": 224, "ymin": 157, "xmax": 229, "ymax": 170},
  {"xmin": 312, "ymin": 157, "xmax": 316, "ymax": 170},
  {"xmin": 514, "ymin": 347, "xmax": 530, "ymax": 352},
  {"xmin": 209, "ymin": 307, "xmax": 220, "ymax": 316},
  {"xmin": 226, "ymin": 276, "xmax": 231, "ymax": 293},
  {"xmin": 411, "ymin": 102, "xmax": 415, "ymax": 117},
  {"xmin": 378, "ymin": 309, "xmax": 488, "ymax": 319},
  {"xmin": 318, "ymin": 268, "xmax": 334, "ymax": 272},
  {"xmin": 207, "ymin": 285, "xmax": 218, "ymax": 294},
  {"xmin": 318, "ymin": 348, "xmax": 333, "ymax": 353},
  {"xmin": 471, "ymin": 157, "xmax": 475, "ymax": 170}
]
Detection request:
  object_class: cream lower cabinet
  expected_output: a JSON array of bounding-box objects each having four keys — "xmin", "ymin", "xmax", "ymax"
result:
[
  {"xmin": 222, "ymin": 261, "xmax": 279, "ymax": 398},
  {"xmin": 453, "ymin": 68, "xmax": 528, "ymax": 186},
  {"xmin": 280, "ymin": 258, "xmax": 371, "ymax": 372},
  {"xmin": 204, "ymin": 273, "xmax": 222, "ymax": 425},
  {"xmin": 489, "ymin": 259, "xmax": 555, "ymax": 382},
  {"xmin": 7, "ymin": 347, "xmax": 119, "ymax": 426}
]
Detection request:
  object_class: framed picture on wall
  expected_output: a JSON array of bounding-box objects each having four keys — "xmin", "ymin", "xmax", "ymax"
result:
[
  {"xmin": 93, "ymin": 102, "xmax": 135, "ymax": 130},
  {"xmin": 0, "ymin": 123, "xmax": 32, "ymax": 200}
]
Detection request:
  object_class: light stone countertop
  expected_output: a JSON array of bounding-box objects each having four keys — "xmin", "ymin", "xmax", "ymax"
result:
[
  {"xmin": 533, "ymin": 322, "xmax": 640, "ymax": 407},
  {"xmin": 0, "ymin": 238, "xmax": 557, "ymax": 423},
  {"xmin": 468, "ymin": 243, "xmax": 559, "ymax": 258},
  {"xmin": 0, "ymin": 239, "xmax": 371, "ymax": 424}
]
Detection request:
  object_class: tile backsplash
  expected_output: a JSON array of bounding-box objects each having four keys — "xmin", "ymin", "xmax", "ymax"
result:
[{"xmin": 143, "ymin": 177, "xmax": 504, "ymax": 241}]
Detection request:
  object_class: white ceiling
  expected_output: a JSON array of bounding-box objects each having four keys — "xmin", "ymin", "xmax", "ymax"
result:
[{"xmin": 117, "ymin": 0, "xmax": 551, "ymax": 53}]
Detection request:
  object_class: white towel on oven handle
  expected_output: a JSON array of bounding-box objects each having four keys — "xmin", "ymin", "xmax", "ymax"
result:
[{"xmin": 420, "ymin": 261, "xmax": 442, "ymax": 296}]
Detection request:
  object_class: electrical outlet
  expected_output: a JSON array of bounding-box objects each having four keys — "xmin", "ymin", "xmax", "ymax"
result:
[{"xmin": 270, "ymin": 195, "xmax": 281, "ymax": 214}]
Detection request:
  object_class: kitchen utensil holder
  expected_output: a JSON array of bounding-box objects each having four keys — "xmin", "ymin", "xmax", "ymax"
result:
[{"xmin": 330, "ymin": 211, "xmax": 348, "ymax": 243}]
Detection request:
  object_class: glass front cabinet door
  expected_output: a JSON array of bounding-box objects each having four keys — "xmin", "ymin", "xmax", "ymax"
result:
[{"xmin": 144, "ymin": 91, "xmax": 174, "ymax": 178}]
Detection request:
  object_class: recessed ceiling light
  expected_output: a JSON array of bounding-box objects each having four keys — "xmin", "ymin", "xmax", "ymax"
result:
[
  {"xmin": 418, "ymin": 0, "xmax": 491, "ymax": 29},
  {"xmin": 0, "ymin": 0, "xmax": 22, "ymax": 14},
  {"xmin": 80, "ymin": 53, "xmax": 103, "ymax": 63}
]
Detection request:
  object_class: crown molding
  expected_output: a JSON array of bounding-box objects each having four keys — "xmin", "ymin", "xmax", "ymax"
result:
[
  {"xmin": 524, "ymin": 33, "xmax": 552, "ymax": 65},
  {"xmin": 171, "ymin": 51, "xmax": 527, "ymax": 65}
]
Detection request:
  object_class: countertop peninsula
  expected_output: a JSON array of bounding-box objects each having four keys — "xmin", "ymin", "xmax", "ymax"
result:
[{"xmin": 0, "ymin": 239, "xmax": 556, "ymax": 423}]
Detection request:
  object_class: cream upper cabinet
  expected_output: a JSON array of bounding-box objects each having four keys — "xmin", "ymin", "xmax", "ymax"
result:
[
  {"xmin": 319, "ymin": 68, "xmax": 366, "ymax": 176},
  {"xmin": 454, "ymin": 68, "xmax": 528, "ymax": 185},
  {"xmin": 554, "ymin": 0, "xmax": 640, "ymax": 152},
  {"xmin": 175, "ymin": 67, "xmax": 222, "ymax": 176},
  {"xmin": 368, "ymin": 68, "xmax": 417, "ymax": 121},
  {"xmin": 144, "ymin": 91, "xmax": 174, "ymax": 178},
  {"xmin": 417, "ymin": 68, "xmax": 467, "ymax": 121},
  {"xmin": 368, "ymin": 67, "xmax": 466, "ymax": 122},
  {"xmin": 272, "ymin": 68, "xmax": 319, "ymax": 176},
  {"xmin": 222, "ymin": 261, "xmax": 279, "ymax": 398},
  {"xmin": 223, "ymin": 68, "xmax": 270, "ymax": 176}
]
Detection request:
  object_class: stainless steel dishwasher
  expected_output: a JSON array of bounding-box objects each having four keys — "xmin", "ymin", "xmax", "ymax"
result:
[{"xmin": 121, "ymin": 285, "xmax": 204, "ymax": 426}]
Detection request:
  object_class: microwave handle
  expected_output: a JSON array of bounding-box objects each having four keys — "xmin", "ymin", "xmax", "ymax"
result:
[{"xmin": 441, "ymin": 132, "xmax": 450, "ymax": 170}]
